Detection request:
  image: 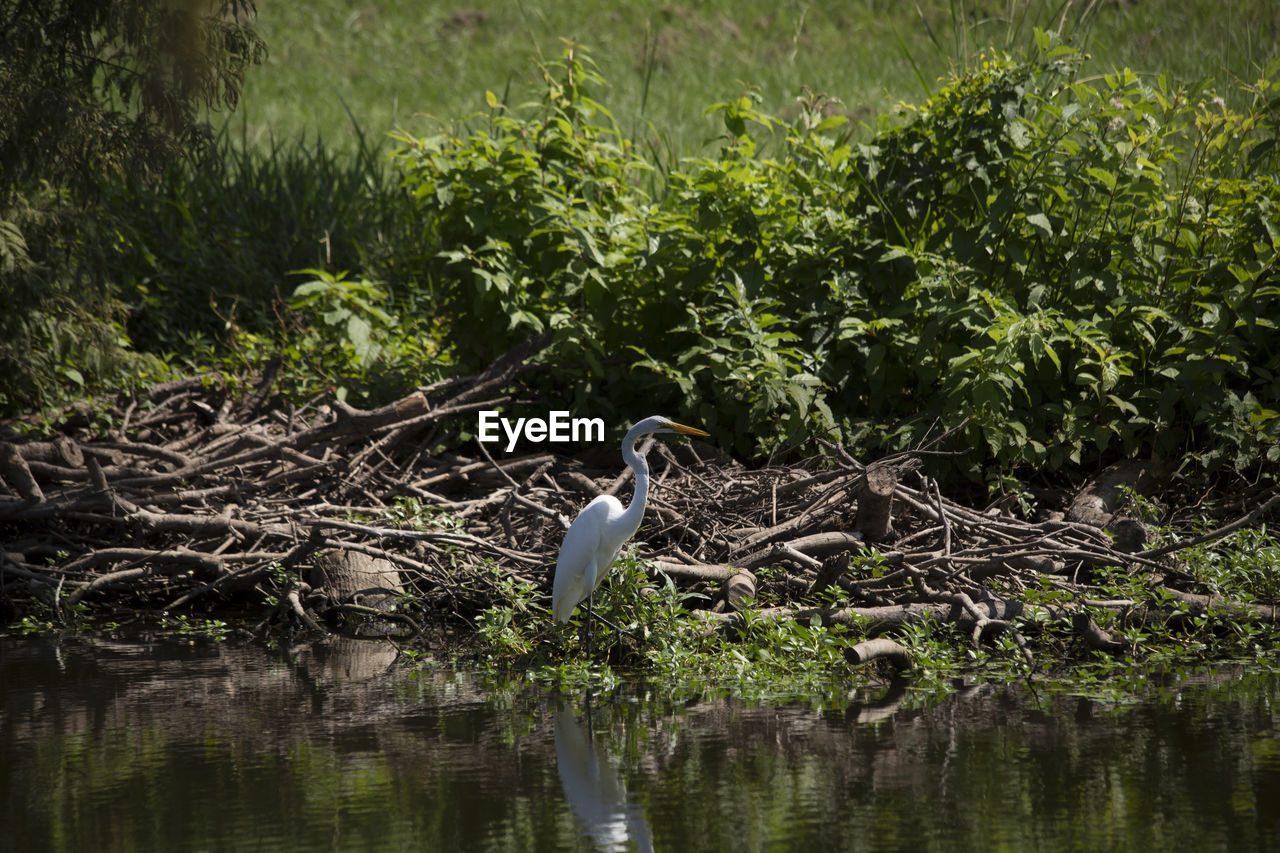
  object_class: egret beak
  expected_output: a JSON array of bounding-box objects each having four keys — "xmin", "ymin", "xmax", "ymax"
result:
[{"xmin": 666, "ymin": 421, "xmax": 710, "ymax": 438}]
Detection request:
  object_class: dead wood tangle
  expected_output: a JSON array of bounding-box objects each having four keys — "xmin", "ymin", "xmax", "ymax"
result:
[{"xmin": 2, "ymin": 337, "xmax": 1277, "ymax": 668}]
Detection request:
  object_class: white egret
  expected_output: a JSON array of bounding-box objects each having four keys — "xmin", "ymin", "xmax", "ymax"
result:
[{"xmin": 552, "ymin": 415, "xmax": 709, "ymax": 651}]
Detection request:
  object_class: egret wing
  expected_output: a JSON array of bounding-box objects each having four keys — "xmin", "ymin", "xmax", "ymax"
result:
[{"xmin": 552, "ymin": 497, "xmax": 615, "ymax": 623}]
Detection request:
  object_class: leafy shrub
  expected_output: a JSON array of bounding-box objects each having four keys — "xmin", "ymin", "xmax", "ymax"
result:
[
  {"xmin": 0, "ymin": 0, "xmax": 265, "ymax": 417},
  {"xmin": 393, "ymin": 39, "xmax": 1280, "ymax": 478},
  {"xmin": 0, "ymin": 190, "xmax": 154, "ymax": 415},
  {"xmin": 837, "ymin": 39, "xmax": 1280, "ymax": 476},
  {"xmin": 389, "ymin": 51, "xmax": 664, "ymax": 421},
  {"xmin": 1, "ymin": 124, "xmax": 433, "ymax": 417}
]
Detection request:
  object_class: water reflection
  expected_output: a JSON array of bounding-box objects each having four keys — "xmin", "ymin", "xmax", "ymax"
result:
[
  {"xmin": 2, "ymin": 634, "xmax": 1278, "ymax": 852},
  {"xmin": 555, "ymin": 705, "xmax": 653, "ymax": 852}
]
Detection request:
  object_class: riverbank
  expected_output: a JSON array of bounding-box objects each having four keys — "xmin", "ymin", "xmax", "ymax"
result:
[{"xmin": 4, "ymin": 357, "xmax": 1277, "ymax": 691}]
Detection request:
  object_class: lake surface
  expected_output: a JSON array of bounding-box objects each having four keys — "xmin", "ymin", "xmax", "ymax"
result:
[{"xmin": 2, "ymin": 634, "xmax": 1278, "ymax": 852}]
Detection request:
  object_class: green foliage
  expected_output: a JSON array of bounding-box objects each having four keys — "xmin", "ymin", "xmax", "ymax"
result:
[
  {"xmin": 847, "ymin": 44, "xmax": 1280, "ymax": 475},
  {"xmin": 393, "ymin": 40, "xmax": 1280, "ymax": 476},
  {"xmin": 289, "ymin": 268, "xmax": 394, "ymax": 367},
  {"xmin": 390, "ymin": 51, "xmax": 850, "ymax": 445},
  {"xmin": 107, "ymin": 127, "xmax": 401, "ymax": 352},
  {"xmin": 0, "ymin": 216, "xmax": 30, "ymax": 274},
  {"xmin": 475, "ymin": 552, "xmax": 869, "ymax": 700},
  {"xmin": 390, "ymin": 49, "xmax": 656, "ymax": 405},
  {"xmin": 0, "ymin": 123, "xmax": 442, "ymax": 417},
  {"xmin": 462, "ymin": 514, "xmax": 1280, "ymax": 690},
  {"xmin": 381, "ymin": 497, "xmax": 465, "ymax": 532},
  {"xmin": 0, "ymin": 188, "xmax": 169, "ymax": 416},
  {"xmin": 8, "ymin": 22, "xmax": 1278, "ymax": 484},
  {"xmin": 1185, "ymin": 529, "xmax": 1280, "ymax": 605},
  {"xmin": 476, "ymin": 566, "xmax": 549, "ymax": 661},
  {"xmin": 0, "ymin": 1, "xmax": 264, "ymax": 417},
  {"xmin": 161, "ymin": 614, "xmax": 231, "ymax": 641},
  {"xmin": 0, "ymin": 0, "xmax": 265, "ymax": 207},
  {"xmin": 664, "ymin": 609, "xmax": 857, "ymax": 700}
]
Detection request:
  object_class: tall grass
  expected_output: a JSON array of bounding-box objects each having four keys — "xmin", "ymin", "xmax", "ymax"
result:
[
  {"xmin": 231, "ymin": 0, "xmax": 1278, "ymax": 156},
  {"xmin": 105, "ymin": 122, "xmax": 400, "ymax": 354}
]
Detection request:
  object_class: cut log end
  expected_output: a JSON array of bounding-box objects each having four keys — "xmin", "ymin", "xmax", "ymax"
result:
[
  {"xmin": 0, "ymin": 443, "xmax": 44, "ymax": 503},
  {"xmin": 306, "ymin": 549, "xmax": 407, "ymax": 638},
  {"xmin": 845, "ymin": 638, "xmax": 911, "ymax": 670},
  {"xmin": 725, "ymin": 570, "xmax": 757, "ymax": 611},
  {"xmin": 855, "ymin": 464, "xmax": 897, "ymax": 542}
]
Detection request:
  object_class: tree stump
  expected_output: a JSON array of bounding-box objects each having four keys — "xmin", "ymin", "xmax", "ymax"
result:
[
  {"xmin": 855, "ymin": 464, "xmax": 897, "ymax": 542},
  {"xmin": 307, "ymin": 549, "xmax": 406, "ymax": 638},
  {"xmin": 725, "ymin": 570, "xmax": 757, "ymax": 611}
]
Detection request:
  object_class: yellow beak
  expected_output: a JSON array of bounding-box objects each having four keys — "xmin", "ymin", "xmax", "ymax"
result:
[{"xmin": 667, "ymin": 421, "xmax": 710, "ymax": 438}]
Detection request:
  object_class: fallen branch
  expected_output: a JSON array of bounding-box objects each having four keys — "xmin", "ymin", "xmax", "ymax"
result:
[
  {"xmin": 1, "ymin": 353, "xmax": 1275, "ymax": 675},
  {"xmin": 846, "ymin": 638, "xmax": 911, "ymax": 669}
]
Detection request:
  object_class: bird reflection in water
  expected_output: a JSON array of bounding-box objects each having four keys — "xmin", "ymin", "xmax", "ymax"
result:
[{"xmin": 554, "ymin": 705, "xmax": 654, "ymax": 853}]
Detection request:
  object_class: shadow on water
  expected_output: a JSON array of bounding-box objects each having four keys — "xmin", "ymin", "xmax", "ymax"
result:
[{"xmin": 2, "ymin": 632, "xmax": 1278, "ymax": 851}]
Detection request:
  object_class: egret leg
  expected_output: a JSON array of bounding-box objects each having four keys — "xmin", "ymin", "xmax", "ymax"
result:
[
  {"xmin": 588, "ymin": 610, "xmax": 635, "ymax": 637},
  {"xmin": 580, "ymin": 592, "xmax": 637, "ymax": 658}
]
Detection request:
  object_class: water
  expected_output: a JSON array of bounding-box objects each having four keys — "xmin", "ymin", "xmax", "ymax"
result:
[{"xmin": 2, "ymin": 634, "xmax": 1278, "ymax": 852}]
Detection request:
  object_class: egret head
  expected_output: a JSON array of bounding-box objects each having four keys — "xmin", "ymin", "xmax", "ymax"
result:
[{"xmin": 633, "ymin": 416, "xmax": 710, "ymax": 438}]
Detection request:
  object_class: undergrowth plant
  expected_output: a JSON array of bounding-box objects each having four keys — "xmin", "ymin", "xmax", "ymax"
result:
[
  {"xmin": 468, "ymin": 525, "xmax": 1280, "ymax": 695},
  {"xmin": 12, "ymin": 30, "xmax": 1277, "ymax": 489},
  {"xmin": 476, "ymin": 552, "xmax": 874, "ymax": 699},
  {"xmin": 392, "ymin": 38, "xmax": 1280, "ymax": 480}
]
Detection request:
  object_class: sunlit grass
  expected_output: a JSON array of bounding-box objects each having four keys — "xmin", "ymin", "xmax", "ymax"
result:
[{"xmin": 229, "ymin": 0, "xmax": 1280, "ymax": 156}]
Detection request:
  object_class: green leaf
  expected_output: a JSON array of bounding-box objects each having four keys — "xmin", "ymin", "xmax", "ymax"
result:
[
  {"xmin": 1007, "ymin": 119, "xmax": 1031, "ymax": 148},
  {"xmin": 1026, "ymin": 212, "xmax": 1053, "ymax": 238},
  {"xmin": 1086, "ymin": 167, "xmax": 1117, "ymax": 191}
]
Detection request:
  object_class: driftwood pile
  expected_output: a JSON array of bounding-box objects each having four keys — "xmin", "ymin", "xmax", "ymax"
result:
[{"xmin": 2, "ymin": 336, "xmax": 1277, "ymax": 665}]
